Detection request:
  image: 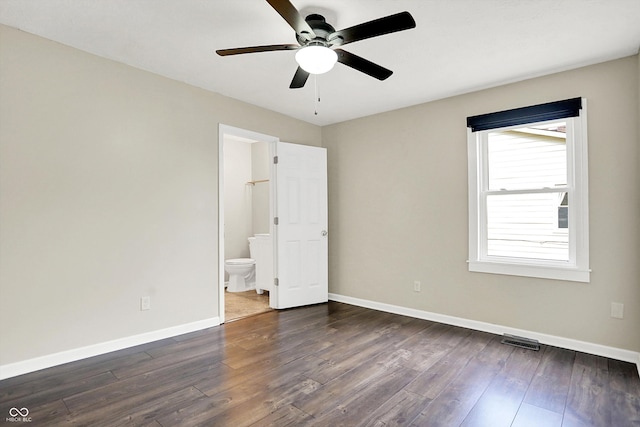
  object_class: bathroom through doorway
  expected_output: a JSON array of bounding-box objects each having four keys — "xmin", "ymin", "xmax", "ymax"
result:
[
  {"xmin": 219, "ymin": 124, "xmax": 329, "ymax": 321},
  {"xmin": 219, "ymin": 125, "xmax": 276, "ymax": 322}
]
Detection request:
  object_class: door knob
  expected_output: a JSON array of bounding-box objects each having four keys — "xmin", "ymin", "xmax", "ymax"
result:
[{"xmin": 321, "ymin": 230, "xmax": 328, "ymax": 237}]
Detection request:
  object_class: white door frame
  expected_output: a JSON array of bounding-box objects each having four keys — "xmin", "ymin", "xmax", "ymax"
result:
[{"xmin": 218, "ymin": 124, "xmax": 278, "ymax": 324}]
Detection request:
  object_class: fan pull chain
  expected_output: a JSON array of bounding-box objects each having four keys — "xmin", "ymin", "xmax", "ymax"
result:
[{"xmin": 314, "ymin": 74, "xmax": 320, "ymax": 115}]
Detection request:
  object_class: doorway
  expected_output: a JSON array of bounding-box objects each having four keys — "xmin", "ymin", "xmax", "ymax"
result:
[
  {"xmin": 219, "ymin": 125, "xmax": 277, "ymax": 323},
  {"xmin": 218, "ymin": 125, "xmax": 330, "ymax": 322}
]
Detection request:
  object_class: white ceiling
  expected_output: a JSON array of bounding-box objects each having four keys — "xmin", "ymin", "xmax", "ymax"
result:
[{"xmin": 1, "ymin": 0, "xmax": 639, "ymax": 126}]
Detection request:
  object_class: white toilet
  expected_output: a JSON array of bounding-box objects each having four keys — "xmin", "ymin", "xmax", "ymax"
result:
[{"xmin": 224, "ymin": 258, "xmax": 255, "ymax": 292}]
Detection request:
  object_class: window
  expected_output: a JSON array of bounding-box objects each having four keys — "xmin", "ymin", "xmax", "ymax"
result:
[{"xmin": 467, "ymin": 98, "xmax": 589, "ymax": 282}]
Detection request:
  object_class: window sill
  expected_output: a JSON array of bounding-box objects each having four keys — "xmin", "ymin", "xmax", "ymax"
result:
[{"xmin": 468, "ymin": 260, "xmax": 590, "ymax": 282}]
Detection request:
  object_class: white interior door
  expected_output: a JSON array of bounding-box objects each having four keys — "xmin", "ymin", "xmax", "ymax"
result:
[{"xmin": 272, "ymin": 142, "xmax": 328, "ymax": 309}]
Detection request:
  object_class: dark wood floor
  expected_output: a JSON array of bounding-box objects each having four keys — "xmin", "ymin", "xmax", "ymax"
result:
[{"xmin": 1, "ymin": 302, "xmax": 639, "ymax": 426}]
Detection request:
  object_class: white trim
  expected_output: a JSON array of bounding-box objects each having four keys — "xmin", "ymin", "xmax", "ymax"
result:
[
  {"xmin": 467, "ymin": 102, "xmax": 590, "ymax": 283},
  {"xmin": 0, "ymin": 317, "xmax": 220, "ymax": 380},
  {"xmin": 218, "ymin": 125, "xmax": 225, "ymax": 324},
  {"xmin": 328, "ymin": 293, "xmax": 640, "ymax": 368},
  {"xmin": 468, "ymin": 261, "xmax": 591, "ymax": 282},
  {"xmin": 3, "ymin": 299, "xmax": 638, "ymax": 380}
]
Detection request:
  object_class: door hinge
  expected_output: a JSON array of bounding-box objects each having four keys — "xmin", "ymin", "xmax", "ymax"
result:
[
  {"xmin": 274, "ymin": 278, "xmax": 279, "ymax": 287},
  {"xmin": 274, "ymin": 217, "xmax": 279, "ymax": 225},
  {"xmin": 273, "ymin": 156, "xmax": 279, "ymax": 164}
]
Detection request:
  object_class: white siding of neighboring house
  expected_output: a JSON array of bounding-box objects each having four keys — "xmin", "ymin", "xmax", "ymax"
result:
[{"xmin": 486, "ymin": 128, "xmax": 568, "ymax": 261}]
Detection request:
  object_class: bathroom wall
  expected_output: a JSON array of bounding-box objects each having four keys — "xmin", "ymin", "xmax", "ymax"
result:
[
  {"xmin": 223, "ymin": 137, "xmax": 253, "ymax": 261},
  {"xmin": 223, "ymin": 138, "xmax": 271, "ymax": 262},
  {"xmin": 251, "ymin": 141, "xmax": 271, "ymax": 235}
]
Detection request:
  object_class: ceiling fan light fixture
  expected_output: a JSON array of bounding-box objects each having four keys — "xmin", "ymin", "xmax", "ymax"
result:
[{"xmin": 295, "ymin": 45, "xmax": 337, "ymax": 74}]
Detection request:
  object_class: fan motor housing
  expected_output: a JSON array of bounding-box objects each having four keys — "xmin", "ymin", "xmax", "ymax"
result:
[{"xmin": 297, "ymin": 14, "xmax": 336, "ymax": 45}]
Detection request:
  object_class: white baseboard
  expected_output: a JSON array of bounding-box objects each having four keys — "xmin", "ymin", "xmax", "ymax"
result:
[
  {"xmin": 0, "ymin": 317, "xmax": 221, "ymax": 380},
  {"xmin": 329, "ymin": 293, "xmax": 640, "ymax": 374},
  {"xmin": 3, "ymin": 298, "xmax": 638, "ymax": 381}
]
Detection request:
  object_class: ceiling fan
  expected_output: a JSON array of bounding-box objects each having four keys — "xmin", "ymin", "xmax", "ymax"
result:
[{"xmin": 216, "ymin": 0, "xmax": 416, "ymax": 89}]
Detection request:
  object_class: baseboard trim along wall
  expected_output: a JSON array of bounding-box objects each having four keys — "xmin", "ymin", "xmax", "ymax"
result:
[
  {"xmin": 3, "ymin": 298, "xmax": 638, "ymax": 381},
  {"xmin": 329, "ymin": 293, "xmax": 640, "ymax": 376},
  {"xmin": 0, "ymin": 317, "xmax": 221, "ymax": 380}
]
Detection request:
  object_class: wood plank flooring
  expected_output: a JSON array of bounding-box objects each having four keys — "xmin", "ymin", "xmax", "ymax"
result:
[{"xmin": 1, "ymin": 302, "xmax": 639, "ymax": 426}]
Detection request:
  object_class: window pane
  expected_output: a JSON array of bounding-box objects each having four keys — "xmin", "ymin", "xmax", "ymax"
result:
[
  {"xmin": 487, "ymin": 123, "xmax": 567, "ymax": 191},
  {"xmin": 487, "ymin": 193, "xmax": 569, "ymax": 261}
]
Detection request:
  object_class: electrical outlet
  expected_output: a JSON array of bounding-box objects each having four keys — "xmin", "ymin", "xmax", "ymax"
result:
[
  {"xmin": 141, "ymin": 296, "xmax": 151, "ymax": 311},
  {"xmin": 611, "ymin": 302, "xmax": 623, "ymax": 319},
  {"xmin": 413, "ymin": 281, "xmax": 421, "ymax": 292}
]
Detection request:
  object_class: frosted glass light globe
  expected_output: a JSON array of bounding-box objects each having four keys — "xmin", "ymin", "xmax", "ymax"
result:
[{"xmin": 295, "ymin": 46, "xmax": 338, "ymax": 74}]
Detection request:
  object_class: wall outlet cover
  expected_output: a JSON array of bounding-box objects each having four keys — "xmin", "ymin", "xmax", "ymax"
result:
[{"xmin": 610, "ymin": 302, "xmax": 624, "ymax": 319}]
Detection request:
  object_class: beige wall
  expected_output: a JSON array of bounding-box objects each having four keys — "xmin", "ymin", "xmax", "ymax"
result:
[
  {"xmin": 323, "ymin": 55, "xmax": 640, "ymax": 353},
  {"xmin": 0, "ymin": 25, "xmax": 321, "ymax": 366}
]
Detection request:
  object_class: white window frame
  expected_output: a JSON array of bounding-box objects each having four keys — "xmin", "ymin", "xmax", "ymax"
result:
[{"xmin": 467, "ymin": 99, "xmax": 590, "ymax": 282}]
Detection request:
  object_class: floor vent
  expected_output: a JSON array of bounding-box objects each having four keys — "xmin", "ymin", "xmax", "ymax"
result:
[{"xmin": 501, "ymin": 334, "xmax": 540, "ymax": 351}]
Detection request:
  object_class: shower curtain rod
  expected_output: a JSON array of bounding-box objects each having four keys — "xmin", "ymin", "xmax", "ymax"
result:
[{"xmin": 246, "ymin": 179, "xmax": 270, "ymax": 186}]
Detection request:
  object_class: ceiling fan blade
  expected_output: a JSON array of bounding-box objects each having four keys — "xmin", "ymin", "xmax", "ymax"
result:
[
  {"xmin": 335, "ymin": 49, "xmax": 393, "ymax": 81},
  {"xmin": 328, "ymin": 11, "xmax": 416, "ymax": 46},
  {"xmin": 216, "ymin": 44, "xmax": 299, "ymax": 56},
  {"xmin": 289, "ymin": 67, "xmax": 310, "ymax": 89},
  {"xmin": 266, "ymin": 0, "xmax": 316, "ymax": 40}
]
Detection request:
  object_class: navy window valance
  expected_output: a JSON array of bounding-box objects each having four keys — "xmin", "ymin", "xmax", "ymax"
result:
[{"xmin": 467, "ymin": 97, "xmax": 582, "ymax": 132}]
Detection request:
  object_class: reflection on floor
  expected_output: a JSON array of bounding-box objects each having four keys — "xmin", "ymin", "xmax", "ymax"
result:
[{"xmin": 225, "ymin": 290, "xmax": 271, "ymax": 322}]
